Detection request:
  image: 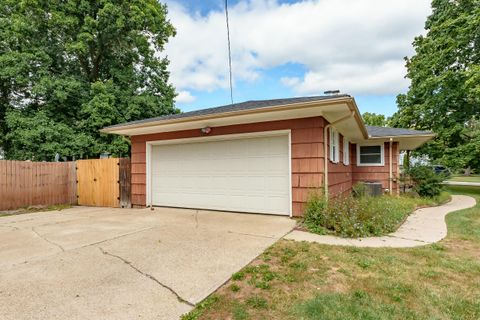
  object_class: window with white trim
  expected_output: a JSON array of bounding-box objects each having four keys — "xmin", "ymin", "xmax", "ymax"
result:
[
  {"xmin": 343, "ymin": 137, "xmax": 350, "ymax": 165},
  {"xmin": 329, "ymin": 128, "xmax": 340, "ymax": 163},
  {"xmin": 356, "ymin": 144, "xmax": 384, "ymax": 166}
]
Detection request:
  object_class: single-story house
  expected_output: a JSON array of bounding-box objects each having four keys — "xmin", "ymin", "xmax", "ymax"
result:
[{"xmin": 102, "ymin": 94, "xmax": 434, "ymax": 217}]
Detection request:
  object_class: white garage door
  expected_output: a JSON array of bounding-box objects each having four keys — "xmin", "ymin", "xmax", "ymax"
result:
[{"xmin": 150, "ymin": 134, "xmax": 290, "ymax": 215}]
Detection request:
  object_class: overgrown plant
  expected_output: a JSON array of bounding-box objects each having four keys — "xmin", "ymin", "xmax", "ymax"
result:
[
  {"xmin": 405, "ymin": 164, "xmax": 444, "ymax": 198},
  {"xmin": 352, "ymin": 183, "xmax": 368, "ymax": 198},
  {"xmin": 303, "ymin": 187, "xmax": 450, "ymax": 238}
]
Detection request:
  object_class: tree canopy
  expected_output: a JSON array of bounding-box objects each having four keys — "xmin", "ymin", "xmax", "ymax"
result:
[
  {"xmin": 390, "ymin": 0, "xmax": 480, "ymax": 171},
  {"xmin": 0, "ymin": 0, "xmax": 178, "ymax": 160},
  {"xmin": 362, "ymin": 112, "xmax": 389, "ymax": 127}
]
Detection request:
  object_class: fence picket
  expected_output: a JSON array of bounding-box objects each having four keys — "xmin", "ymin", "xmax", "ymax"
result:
[{"xmin": 0, "ymin": 161, "xmax": 77, "ymax": 211}]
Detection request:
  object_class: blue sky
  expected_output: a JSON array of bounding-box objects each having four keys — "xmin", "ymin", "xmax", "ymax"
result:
[{"xmin": 164, "ymin": 0, "xmax": 431, "ymax": 117}]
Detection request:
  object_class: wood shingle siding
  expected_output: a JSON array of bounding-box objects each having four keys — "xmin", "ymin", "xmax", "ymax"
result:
[{"xmin": 130, "ymin": 117, "xmax": 401, "ymax": 216}]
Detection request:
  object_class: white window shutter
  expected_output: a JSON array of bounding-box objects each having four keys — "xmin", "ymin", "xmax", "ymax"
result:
[
  {"xmin": 343, "ymin": 138, "xmax": 350, "ymax": 165},
  {"xmin": 329, "ymin": 128, "xmax": 334, "ymax": 161},
  {"xmin": 335, "ymin": 131, "xmax": 340, "ymax": 163}
]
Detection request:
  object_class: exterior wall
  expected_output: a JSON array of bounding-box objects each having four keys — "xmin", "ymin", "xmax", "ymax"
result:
[
  {"xmin": 130, "ymin": 116, "xmax": 327, "ymax": 216},
  {"xmin": 327, "ymin": 134, "xmax": 353, "ymax": 197},
  {"xmin": 352, "ymin": 141, "xmax": 399, "ymax": 193},
  {"xmin": 129, "ymin": 117, "xmax": 400, "ymax": 217}
]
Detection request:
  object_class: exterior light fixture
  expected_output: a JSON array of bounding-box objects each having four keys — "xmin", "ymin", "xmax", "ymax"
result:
[{"xmin": 201, "ymin": 126, "xmax": 212, "ymax": 134}]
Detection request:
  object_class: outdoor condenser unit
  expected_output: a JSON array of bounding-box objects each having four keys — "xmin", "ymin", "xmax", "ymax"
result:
[{"xmin": 362, "ymin": 182, "xmax": 383, "ymax": 197}]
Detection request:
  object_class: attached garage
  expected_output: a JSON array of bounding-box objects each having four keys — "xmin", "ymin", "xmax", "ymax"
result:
[
  {"xmin": 147, "ymin": 132, "xmax": 291, "ymax": 215},
  {"xmin": 102, "ymin": 95, "xmax": 434, "ymax": 217}
]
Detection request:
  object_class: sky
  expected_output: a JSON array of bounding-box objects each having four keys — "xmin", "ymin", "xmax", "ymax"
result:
[{"xmin": 163, "ymin": 0, "xmax": 432, "ymax": 117}]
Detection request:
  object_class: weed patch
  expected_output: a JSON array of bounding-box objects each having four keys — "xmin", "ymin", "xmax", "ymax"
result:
[
  {"xmin": 0, "ymin": 204, "xmax": 72, "ymax": 217},
  {"xmin": 302, "ymin": 190, "xmax": 450, "ymax": 238},
  {"xmin": 245, "ymin": 295, "xmax": 268, "ymax": 309}
]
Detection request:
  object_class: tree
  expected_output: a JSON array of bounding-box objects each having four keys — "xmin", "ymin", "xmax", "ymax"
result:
[
  {"xmin": 0, "ymin": 0, "xmax": 178, "ymax": 160},
  {"xmin": 390, "ymin": 0, "xmax": 480, "ymax": 172},
  {"xmin": 362, "ymin": 112, "xmax": 388, "ymax": 127}
]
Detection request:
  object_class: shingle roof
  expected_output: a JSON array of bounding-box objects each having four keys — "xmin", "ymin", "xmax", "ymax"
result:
[
  {"xmin": 103, "ymin": 94, "xmax": 351, "ymax": 129},
  {"xmin": 366, "ymin": 125, "xmax": 433, "ymax": 137}
]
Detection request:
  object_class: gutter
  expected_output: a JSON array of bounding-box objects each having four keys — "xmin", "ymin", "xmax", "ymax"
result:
[
  {"xmin": 323, "ymin": 111, "xmax": 355, "ymax": 199},
  {"xmin": 367, "ymin": 133, "xmax": 436, "ymax": 139}
]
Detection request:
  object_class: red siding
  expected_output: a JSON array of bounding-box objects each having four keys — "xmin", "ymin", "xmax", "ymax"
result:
[
  {"xmin": 129, "ymin": 117, "xmax": 400, "ymax": 216},
  {"xmin": 352, "ymin": 142, "xmax": 399, "ymax": 193},
  {"xmin": 130, "ymin": 117, "xmax": 326, "ymax": 216},
  {"xmin": 327, "ymin": 133, "xmax": 353, "ymax": 197}
]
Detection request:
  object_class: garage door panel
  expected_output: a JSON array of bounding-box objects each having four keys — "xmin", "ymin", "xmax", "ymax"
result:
[
  {"xmin": 150, "ymin": 134, "xmax": 290, "ymax": 215},
  {"xmin": 265, "ymin": 176, "xmax": 289, "ymax": 193},
  {"xmin": 265, "ymin": 196, "xmax": 290, "ymax": 212},
  {"xmin": 266, "ymin": 156, "xmax": 289, "ymax": 172}
]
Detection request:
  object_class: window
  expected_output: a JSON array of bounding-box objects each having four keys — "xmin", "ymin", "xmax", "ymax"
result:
[
  {"xmin": 343, "ymin": 137, "xmax": 350, "ymax": 165},
  {"xmin": 357, "ymin": 144, "xmax": 384, "ymax": 166},
  {"xmin": 329, "ymin": 128, "xmax": 340, "ymax": 163}
]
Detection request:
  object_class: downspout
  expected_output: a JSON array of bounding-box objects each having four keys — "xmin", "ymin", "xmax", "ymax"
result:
[
  {"xmin": 323, "ymin": 111, "xmax": 355, "ymax": 199},
  {"xmin": 389, "ymin": 138, "xmax": 393, "ymax": 195}
]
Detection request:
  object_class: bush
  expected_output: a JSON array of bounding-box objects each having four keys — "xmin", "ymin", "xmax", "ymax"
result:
[{"xmin": 406, "ymin": 164, "xmax": 444, "ymax": 198}]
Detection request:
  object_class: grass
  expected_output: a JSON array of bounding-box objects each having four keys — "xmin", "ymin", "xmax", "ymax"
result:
[
  {"xmin": 302, "ymin": 192, "xmax": 451, "ymax": 238},
  {"xmin": 448, "ymin": 175, "xmax": 480, "ymax": 183},
  {"xmin": 0, "ymin": 204, "xmax": 72, "ymax": 217},
  {"xmin": 182, "ymin": 186, "xmax": 480, "ymax": 320}
]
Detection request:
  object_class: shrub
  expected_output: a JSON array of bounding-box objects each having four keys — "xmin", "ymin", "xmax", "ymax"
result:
[
  {"xmin": 406, "ymin": 164, "xmax": 444, "ymax": 197},
  {"xmin": 303, "ymin": 193, "xmax": 329, "ymax": 235}
]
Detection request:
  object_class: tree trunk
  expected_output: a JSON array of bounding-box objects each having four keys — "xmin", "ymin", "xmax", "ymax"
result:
[{"xmin": 404, "ymin": 150, "xmax": 410, "ymax": 169}]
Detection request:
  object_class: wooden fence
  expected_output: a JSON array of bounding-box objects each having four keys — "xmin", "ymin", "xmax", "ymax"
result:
[
  {"xmin": 0, "ymin": 158, "xmax": 131, "ymax": 211},
  {"xmin": 0, "ymin": 161, "xmax": 77, "ymax": 211}
]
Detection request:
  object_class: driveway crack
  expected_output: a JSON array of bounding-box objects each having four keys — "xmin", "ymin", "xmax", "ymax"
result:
[
  {"xmin": 98, "ymin": 247, "xmax": 194, "ymax": 307},
  {"xmin": 81, "ymin": 227, "xmax": 157, "ymax": 249},
  {"xmin": 385, "ymin": 235, "xmax": 430, "ymax": 243},
  {"xmin": 31, "ymin": 227, "xmax": 65, "ymax": 252}
]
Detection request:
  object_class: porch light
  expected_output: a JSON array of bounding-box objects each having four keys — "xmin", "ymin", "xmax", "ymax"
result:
[{"xmin": 201, "ymin": 127, "xmax": 212, "ymax": 134}]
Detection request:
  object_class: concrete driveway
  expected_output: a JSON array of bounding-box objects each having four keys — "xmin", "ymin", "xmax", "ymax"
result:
[{"xmin": 0, "ymin": 206, "xmax": 295, "ymax": 320}]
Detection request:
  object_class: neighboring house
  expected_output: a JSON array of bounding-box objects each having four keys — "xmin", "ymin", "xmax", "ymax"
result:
[{"xmin": 102, "ymin": 95, "xmax": 434, "ymax": 217}]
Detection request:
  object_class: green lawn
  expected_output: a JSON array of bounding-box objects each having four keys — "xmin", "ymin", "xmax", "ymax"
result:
[
  {"xmin": 183, "ymin": 186, "xmax": 480, "ymax": 320},
  {"xmin": 449, "ymin": 175, "xmax": 480, "ymax": 183}
]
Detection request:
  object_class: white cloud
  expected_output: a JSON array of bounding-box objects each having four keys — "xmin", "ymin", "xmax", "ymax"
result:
[
  {"xmin": 175, "ymin": 90, "xmax": 196, "ymax": 103},
  {"xmin": 165, "ymin": 0, "xmax": 431, "ymax": 96}
]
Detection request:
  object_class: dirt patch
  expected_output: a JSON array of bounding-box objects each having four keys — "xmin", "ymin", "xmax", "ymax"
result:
[{"xmin": 0, "ymin": 204, "xmax": 72, "ymax": 217}]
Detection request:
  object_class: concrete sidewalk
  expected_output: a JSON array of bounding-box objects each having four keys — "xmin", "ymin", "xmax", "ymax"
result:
[
  {"xmin": 443, "ymin": 181, "xmax": 480, "ymax": 187},
  {"xmin": 284, "ymin": 195, "xmax": 476, "ymax": 248}
]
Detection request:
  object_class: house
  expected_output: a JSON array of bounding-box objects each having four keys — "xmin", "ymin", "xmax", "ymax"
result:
[{"xmin": 102, "ymin": 95, "xmax": 434, "ymax": 217}]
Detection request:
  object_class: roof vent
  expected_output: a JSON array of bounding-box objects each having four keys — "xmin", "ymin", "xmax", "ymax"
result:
[{"xmin": 324, "ymin": 90, "xmax": 340, "ymax": 95}]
